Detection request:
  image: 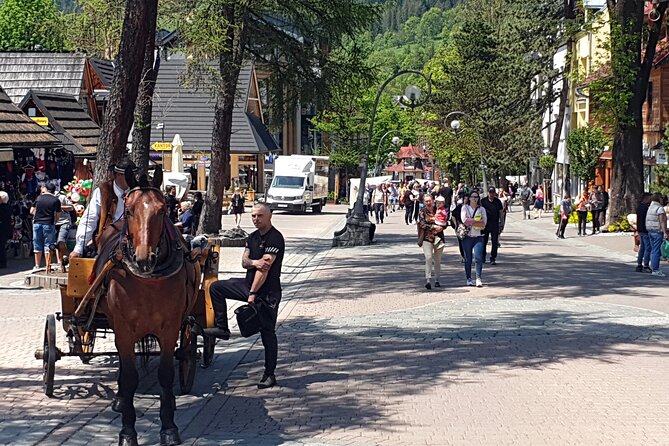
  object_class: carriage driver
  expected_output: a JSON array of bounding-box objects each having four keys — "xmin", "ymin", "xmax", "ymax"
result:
[
  {"xmin": 205, "ymin": 203, "xmax": 285, "ymax": 389},
  {"xmin": 70, "ymin": 158, "xmax": 138, "ymax": 258}
]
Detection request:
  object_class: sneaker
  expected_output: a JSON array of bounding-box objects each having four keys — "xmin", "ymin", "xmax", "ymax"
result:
[
  {"xmin": 461, "ymin": 257, "xmax": 465, "ymax": 263},
  {"xmin": 651, "ymin": 271, "xmax": 666, "ymax": 277},
  {"xmin": 490, "ymin": 259, "xmax": 496, "ymax": 265},
  {"xmin": 643, "ymin": 266, "xmax": 652, "ymax": 273},
  {"xmin": 202, "ymin": 327, "xmax": 230, "ymax": 340},
  {"xmin": 434, "ymin": 281, "xmax": 441, "ymax": 288},
  {"xmin": 635, "ymin": 265, "xmax": 643, "ymax": 273},
  {"xmin": 425, "ymin": 282, "xmax": 432, "ymax": 290},
  {"xmin": 466, "ymin": 278, "xmax": 473, "ymax": 286},
  {"xmin": 31, "ymin": 265, "xmax": 41, "ymax": 272},
  {"xmin": 258, "ymin": 374, "xmax": 276, "ymax": 389},
  {"xmin": 476, "ymin": 278, "xmax": 483, "ymax": 287}
]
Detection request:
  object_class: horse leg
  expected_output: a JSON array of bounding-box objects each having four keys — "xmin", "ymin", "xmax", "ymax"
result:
[
  {"xmin": 112, "ymin": 365, "xmax": 124, "ymax": 413},
  {"xmin": 158, "ymin": 335, "xmax": 181, "ymax": 446},
  {"xmin": 117, "ymin": 342, "xmax": 139, "ymax": 446}
]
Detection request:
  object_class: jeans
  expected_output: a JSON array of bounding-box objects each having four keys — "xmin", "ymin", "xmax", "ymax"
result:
[
  {"xmin": 577, "ymin": 211, "xmax": 588, "ymax": 235},
  {"xmin": 422, "ymin": 240, "xmax": 444, "ymax": 281},
  {"xmin": 210, "ymin": 278, "xmax": 281, "ymax": 375},
  {"xmin": 648, "ymin": 231, "xmax": 665, "ymax": 272},
  {"xmin": 558, "ymin": 218, "xmax": 568, "ymax": 238},
  {"xmin": 462, "ymin": 236, "xmax": 484, "ymax": 279},
  {"xmin": 374, "ymin": 203, "xmax": 384, "ymax": 223},
  {"xmin": 33, "ymin": 223, "xmax": 56, "ymax": 254},
  {"xmin": 637, "ymin": 232, "xmax": 650, "ymax": 267},
  {"xmin": 591, "ymin": 209, "xmax": 600, "ymax": 232},
  {"xmin": 482, "ymin": 228, "xmax": 499, "ymax": 262},
  {"xmin": 405, "ymin": 202, "xmax": 414, "ymax": 224}
]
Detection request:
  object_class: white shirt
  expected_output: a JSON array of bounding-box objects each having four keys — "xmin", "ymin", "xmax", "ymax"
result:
[{"xmin": 73, "ymin": 181, "xmax": 126, "ymax": 254}]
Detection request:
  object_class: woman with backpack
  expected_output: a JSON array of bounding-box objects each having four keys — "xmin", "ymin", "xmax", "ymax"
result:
[{"xmin": 556, "ymin": 193, "xmax": 572, "ymax": 239}]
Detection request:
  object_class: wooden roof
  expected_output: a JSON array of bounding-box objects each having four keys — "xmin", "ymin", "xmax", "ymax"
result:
[
  {"xmin": 0, "ymin": 86, "xmax": 59, "ymax": 148},
  {"xmin": 19, "ymin": 90, "xmax": 99, "ymax": 155},
  {"xmin": 149, "ymin": 56, "xmax": 279, "ymax": 154},
  {"xmin": 395, "ymin": 144, "xmax": 429, "ymax": 160}
]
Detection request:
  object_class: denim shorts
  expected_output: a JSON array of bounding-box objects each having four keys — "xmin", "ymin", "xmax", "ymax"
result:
[
  {"xmin": 56, "ymin": 222, "xmax": 70, "ymax": 244},
  {"xmin": 33, "ymin": 224, "xmax": 57, "ymax": 254}
]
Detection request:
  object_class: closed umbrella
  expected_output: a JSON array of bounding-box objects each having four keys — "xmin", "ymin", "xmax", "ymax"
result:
[{"xmin": 171, "ymin": 134, "xmax": 184, "ymax": 173}]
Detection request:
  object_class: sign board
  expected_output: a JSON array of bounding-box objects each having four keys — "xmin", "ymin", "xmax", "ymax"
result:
[
  {"xmin": 656, "ymin": 148, "xmax": 667, "ymax": 165},
  {"xmin": 151, "ymin": 142, "xmax": 172, "ymax": 151},
  {"xmin": 31, "ymin": 117, "xmax": 49, "ymax": 126}
]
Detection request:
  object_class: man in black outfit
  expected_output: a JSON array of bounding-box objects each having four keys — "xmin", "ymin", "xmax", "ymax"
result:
[
  {"xmin": 439, "ymin": 179, "xmax": 453, "ymax": 207},
  {"xmin": 205, "ymin": 203, "xmax": 285, "ymax": 389},
  {"xmin": 482, "ymin": 187, "xmax": 504, "ymax": 265}
]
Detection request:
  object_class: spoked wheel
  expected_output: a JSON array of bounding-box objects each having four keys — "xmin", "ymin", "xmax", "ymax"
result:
[
  {"xmin": 178, "ymin": 322, "xmax": 197, "ymax": 394},
  {"xmin": 43, "ymin": 314, "xmax": 57, "ymax": 396},
  {"xmin": 201, "ymin": 336, "xmax": 216, "ymax": 369}
]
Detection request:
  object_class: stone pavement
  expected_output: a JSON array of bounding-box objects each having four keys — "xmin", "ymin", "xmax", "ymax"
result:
[{"xmin": 1, "ymin": 205, "xmax": 668, "ymax": 445}]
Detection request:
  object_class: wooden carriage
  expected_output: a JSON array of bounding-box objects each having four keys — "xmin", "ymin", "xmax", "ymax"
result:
[{"xmin": 35, "ymin": 239, "xmax": 222, "ymax": 397}]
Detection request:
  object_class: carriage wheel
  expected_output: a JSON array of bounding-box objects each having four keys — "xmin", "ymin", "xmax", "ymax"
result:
[
  {"xmin": 201, "ymin": 336, "xmax": 216, "ymax": 369},
  {"xmin": 43, "ymin": 314, "xmax": 57, "ymax": 397},
  {"xmin": 178, "ymin": 323, "xmax": 197, "ymax": 394}
]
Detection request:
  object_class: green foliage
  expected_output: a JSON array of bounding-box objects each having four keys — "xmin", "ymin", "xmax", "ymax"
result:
[
  {"xmin": 0, "ymin": 0, "xmax": 65, "ymax": 51},
  {"xmin": 606, "ymin": 217, "xmax": 632, "ymax": 233},
  {"xmin": 650, "ymin": 164, "xmax": 669, "ymax": 197},
  {"xmin": 553, "ymin": 204, "xmax": 592, "ymax": 224},
  {"xmin": 539, "ymin": 154, "xmax": 556, "ymax": 172},
  {"xmin": 62, "ymin": 0, "xmax": 124, "ymax": 58},
  {"xmin": 566, "ymin": 126, "xmax": 608, "ymax": 183},
  {"xmin": 375, "ymin": 0, "xmax": 458, "ymax": 33}
]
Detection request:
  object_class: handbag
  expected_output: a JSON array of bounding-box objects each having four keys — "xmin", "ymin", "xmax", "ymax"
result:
[
  {"xmin": 456, "ymin": 223, "xmax": 469, "ymax": 240},
  {"xmin": 234, "ymin": 303, "xmax": 263, "ymax": 337}
]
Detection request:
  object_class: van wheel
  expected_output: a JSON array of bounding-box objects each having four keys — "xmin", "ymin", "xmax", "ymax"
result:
[{"xmin": 312, "ymin": 203, "xmax": 322, "ymax": 213}]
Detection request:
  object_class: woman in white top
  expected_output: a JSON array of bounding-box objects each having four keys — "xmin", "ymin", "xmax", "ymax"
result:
[
  {"xmin": 645, "ymin": 193, "xmax": 669, "ymax": 276},
  {"xmin": 373, "ymin": 184, "xmax": 385, "ymax": 224},
  {"xmin": 461, "ymin": 191, "xmax": 488, "ymax": 287}
]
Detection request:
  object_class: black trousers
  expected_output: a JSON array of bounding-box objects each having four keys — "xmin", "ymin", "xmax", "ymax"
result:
[
  {"xmin": 0, "ymin": 235, "xmax": 6, "ymax": 268},
  {"xmin": 482, "ymin": 228, "xmax": 499, "ymax": 262},
  {"xmin": 405, "ymin": 202, "xmax": 414, "ymax": 224},
  {"xmin": 577, "ymin": 210, "xmax": 588, "ymax": 235},
  {"xmin": 209, "ymin": 278, "xmax": 281, "ymax": 375},
  {"xmin": 558, "ymin": 218, "xmax": 568, "ymax": 237},
  {"xmin": 591, "ymin": 209, "xmax": 600, "ymax": 232}
]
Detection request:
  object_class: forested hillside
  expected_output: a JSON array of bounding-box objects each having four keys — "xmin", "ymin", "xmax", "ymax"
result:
[{"xmin": 371, "ymin": 0, "xmax": 458, "ymax": 33}]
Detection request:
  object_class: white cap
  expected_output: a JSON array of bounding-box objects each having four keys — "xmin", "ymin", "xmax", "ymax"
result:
[{"xmin": 435, "ymin": 196, "xmax": 445, "ymax": 202}]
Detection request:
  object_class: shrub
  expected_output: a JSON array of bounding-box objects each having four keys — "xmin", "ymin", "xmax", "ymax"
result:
[{"xmin": 553, "ymin": 204, "xmax": 592, "ymax": 224}]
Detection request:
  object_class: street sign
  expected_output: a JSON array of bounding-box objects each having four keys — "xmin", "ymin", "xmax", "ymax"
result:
[
  {"xmin": 31, "ymin": 117, "xmax": 49, "ymax": 126},
  {"xmin": 656, "ymin": 148, "xmax": 667, "ymax": 165},
  {"xmin": 152, "ymin": 142, "xmax": 172, "ymax": 151}
]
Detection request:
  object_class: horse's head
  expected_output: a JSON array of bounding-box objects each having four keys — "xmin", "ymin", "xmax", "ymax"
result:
[{"xmin": 123, "ymin": 167, "xmax": 165, "ymax": 274}]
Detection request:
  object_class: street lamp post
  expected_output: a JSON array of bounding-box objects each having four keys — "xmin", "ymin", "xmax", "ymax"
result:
[
  {"xmin": 445, "ymin": 111, "xmax": 487, "ymax": 192},
  {"xmin": 374, "ymin": 130, "xmax": 406, "ymax": 176},
  {"xmin": 334, "ymin": 70, "xmax": 431, "ymax": 247}
]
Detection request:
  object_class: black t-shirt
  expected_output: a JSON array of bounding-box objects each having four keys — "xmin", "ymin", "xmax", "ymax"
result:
[
  {"xmin": 439, "ymin": 186, "xmax": 453, "ymax": 205},
  {"xmin": 165, "ymin": 195, "xmax": 178, "ymax": 222},
  {"xmin": 245, "ymin": 226, "xmax": 285, "ymax": 295},
  {"xmin": 482, "ymin": 197, "xmax": 503, "ymax": 229},
  {"xmin": 636, "ymin": 203, "xmax": 649, "ymax": 233},
  {"xmin": 33, "ymin": 193, "xmax": 61, "ymax": 225}
]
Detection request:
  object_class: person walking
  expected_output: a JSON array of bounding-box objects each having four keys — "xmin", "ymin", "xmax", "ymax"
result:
[
  {"xmin": 532, "ymin": 185, "xmax": 544, "ymax": 219},
  {"xmin": 30, "ymin": 182, "xmax": 61, "ymax": 273},
  {"xmin": 229, "ymin": 187, "xmax": 245, "ymax": 227},
  {"xmin": 481, "ymin": 187, "xmax": 504, "ymax": 265},
  {"xmin": 205, "ymin": 203, "xmax": 285, "ymax": 389},
  {"xmin": 0, "ymin": 191, "xmax": 11, "ymax": 269},
  {"xmin": 54, "ymin": 189, "xmax": 74, "ymax": 272},
  {"xmin": 575, "ymin": 190, "xmax": 589, "ymax": 236},
  {"xmin": 600, "ymin": 187, "xmax": 609, "ymax": 227},
  {"xmin": 165, "ymin": 186, "xmax": 179, "ymax": 223},
  {"xmin": 191, "ymin": 191, "xmax": 204, "ymax": 235},
  {"xmin": 389, "ymin": 183, "xmax": 399, "ymax": 212},
  {"xmin": 373, "ymin": 184, "xmax": 385, "ymax": 224},
  {"xmin": 590, "ymin": 186, "xmax": 604, "ymax": 234},
  {"xmin": 519, "ymin": 184, "xmax": 533, "ymax": 220},
  {"xmin": 439, "ymin": 180, "xmax": 453, "ymax": 207},
  {"xmin": 645, "ymin": 192, "xmax": 669, "ymax": 276},
  {"xmin": 556, "ymin": 193, "xmax": 572, "ymax": 239},
  {"xmin": 382, "ymin": 183, "xmax": 390, "ymax": 217},
  {"xmin": 461, "ymin": 191, "xmax": 487, "ymax": 287},
  {"xmin": 410, "ymin": 182, "xmax": 421, "ymax": 224},
  {"xmin": 404, "ymin": 183, "xmax": 415, "ymax": 224},
  {"xmin": 451, "ymin": 192, "xmax": 468, "ymax": 263},
  {"xmin": 635, "ymin": 193, "xmax": 652, "ymax": 273},
  {"xmin": 417, "ymin": 194, "xmax": 445, "ymax": 290}
]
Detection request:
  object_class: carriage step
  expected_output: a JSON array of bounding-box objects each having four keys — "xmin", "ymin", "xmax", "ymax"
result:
[{"xmin": 25, "ymin": 270, "xmax": 68, "ymax": 289}]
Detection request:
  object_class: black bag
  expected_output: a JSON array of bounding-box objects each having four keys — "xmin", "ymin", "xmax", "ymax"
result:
[{"xmin": 235, "ymin": 303, "xmax": 262, "ymax": 337}]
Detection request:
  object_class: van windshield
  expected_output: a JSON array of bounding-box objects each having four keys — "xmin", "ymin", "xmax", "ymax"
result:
[{"xmin": 271, "ymin": 176, "xmax": 304, "ymax": 189}]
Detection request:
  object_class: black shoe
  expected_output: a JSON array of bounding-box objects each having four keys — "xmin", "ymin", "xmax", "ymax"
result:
[
  {"xmin": 635, "ymin": 265, "xmax": 643, "ymax": 273},
  {"xmin": 434, "ymin": 281, "xmax": 441, "ymax": 288},
  {"xmin": 258, "ymin": 374, "xmax": 276, "ymax": 389},
  {"xmin": 643, "ymin": 266, "xmax": 652, "ymax": 273},
  {"xmin": 202, "ymin": 327, "xmax": 230, "ymax": 340},
  {"xmin": 425, "ymin": 282, "xmax": 431, "ymax": 290},
  {"xmin": 490, "ymin": 259, "xmax": 496, "ymax": 265}
]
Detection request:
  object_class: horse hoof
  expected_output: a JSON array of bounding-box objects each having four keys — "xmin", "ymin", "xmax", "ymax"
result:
[
  {"xmin": 118, "ymin": 432, "xmax": 138, "ymax": 446},
  {"xmin": 160, "ymin": 428, "xmax": 182, "ymax": 446},
  {"xmin": 112, "ymin": 396, "xmax": 124, "ymax": 413}
]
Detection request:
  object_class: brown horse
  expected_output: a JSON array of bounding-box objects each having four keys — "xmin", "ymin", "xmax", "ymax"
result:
[{"xmin": 96, "ymin": 167, "xmax": 200, "ymax": 446}]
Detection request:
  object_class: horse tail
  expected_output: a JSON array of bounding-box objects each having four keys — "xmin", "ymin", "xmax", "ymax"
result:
[{"xmin": 136, "ymin": 334, "xmax": 159, "ymax": 368}]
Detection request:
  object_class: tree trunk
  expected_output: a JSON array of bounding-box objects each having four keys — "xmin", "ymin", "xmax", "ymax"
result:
[
  {"xmin": 93, "ymin": 0, "xmax": 158, "ymax": 186},
  {"xmin": 550, "ymin": 0, "xmax": 575, "ymax": 159},
  {"xmin": 608, "ymin": 1, "xmax": 667, "ymax": 223},
  {"xmin": 198, "ymin": 5, "xmax": 247, "ymax": 235},
  {"xmin": 131, "ymin": 21, "xmax": 160, "ymax": 177}
]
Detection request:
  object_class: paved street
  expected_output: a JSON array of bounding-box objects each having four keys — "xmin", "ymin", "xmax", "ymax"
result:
[{"xmin": 0, "ymin": 205, "xmax": 668, "ymax": 445}]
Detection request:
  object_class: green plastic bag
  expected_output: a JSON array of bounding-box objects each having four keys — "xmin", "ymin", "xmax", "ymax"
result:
[{"xmin": 662, "ymin": 240, "xmax": 669, "ymax": 260}]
